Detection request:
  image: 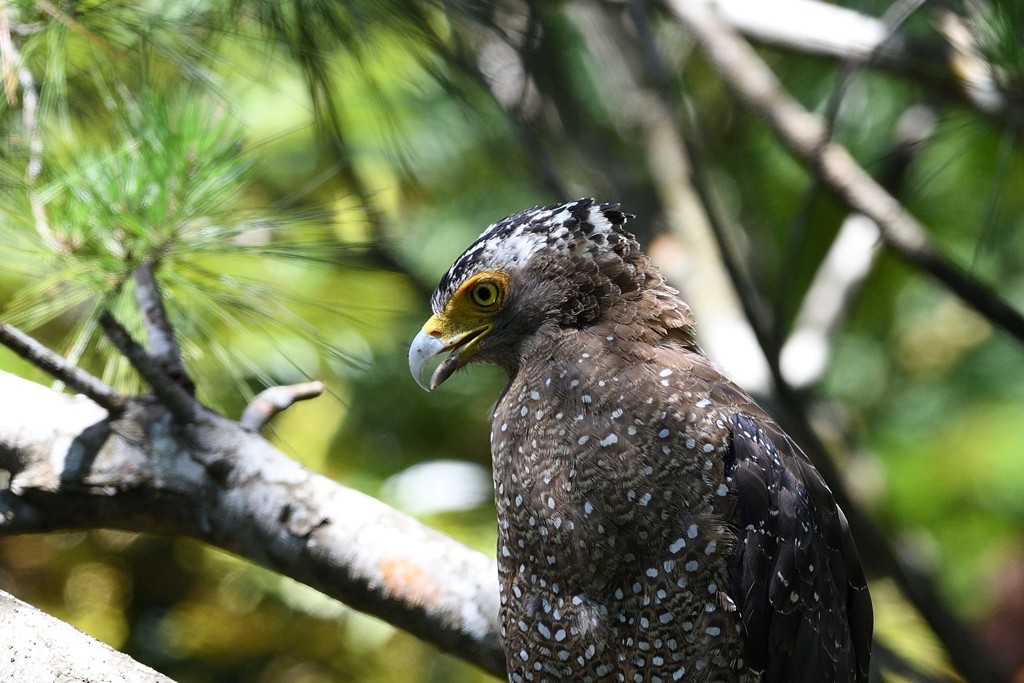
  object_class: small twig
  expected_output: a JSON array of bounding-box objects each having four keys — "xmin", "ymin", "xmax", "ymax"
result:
[
  {"xmin": 98, "ymin": 311, "xmax": 196, "ymax": 423},
  {"xmin": 0, "ymin": 322, "xmax": 124, "ymax": 414},
  {"xmin": 239, "ymin": 381, "xmax": 326, "ymax": 432},
  {"xmin": 668, "ymin": 0, "xmax": 1024, "ymax": 347},
  {"xmin": 132, "ymin": 261, "xmax": 195, "ymax": 395}
]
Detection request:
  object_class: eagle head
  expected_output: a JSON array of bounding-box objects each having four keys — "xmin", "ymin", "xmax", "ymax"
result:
[{"xmin": 409, "ymin": 198, "xmax": 695, "ymax": 390}]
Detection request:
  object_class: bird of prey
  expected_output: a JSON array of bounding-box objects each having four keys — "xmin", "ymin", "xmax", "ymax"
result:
[{"xmin": 409, "ymin": 199, "xmax": 872, "ymax": 682}]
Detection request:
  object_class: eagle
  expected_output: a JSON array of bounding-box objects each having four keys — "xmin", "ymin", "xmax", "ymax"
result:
[{"xmin": 409, "ymin": 199, "xmax": 872, "ymax": 682}]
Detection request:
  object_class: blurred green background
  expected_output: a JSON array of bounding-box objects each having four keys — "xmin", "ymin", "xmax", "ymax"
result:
[{"xmin": 0, "ymin": 1, "xmax": 1023, "ymax": 681}]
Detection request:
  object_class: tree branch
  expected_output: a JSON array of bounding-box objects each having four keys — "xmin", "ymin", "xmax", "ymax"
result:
[
  {"xmin": 667, "ymin": 4, "xmax": 1008, "ymax": 681},
  {"xmin": 672, "ymin": 0, "xmax": 1003, "ymax": 117},
  {"xmin": 667, "ymin": 0, "xmax": 1024, "ymax": 348},
  {"xmin": 586, "ymin": 0, "xmax": 773, "ymax": 393},
  {"xmin": 0, "ymin": 322, "xmax": 124, "ymax": 414},
  {"xmin": 0, "ymin": 589, "xmax": 172, "ymax": 682},
  {"xmin": 0, "ymin": 370, "xmax": 505, "ymax": 677},
  {"xmin": 98, "ymin": 311, "xmax": 196, "ymax": 424},
  {"xmin": 0, "ymin": 10, "xmax": 57, "ymax": 252},
  {"xmin": 697, "ymin": 0, "xmax": 909, "ymax": 62},
  {"xmin": 780, "ymin": 105, "xmax": 937, "ymax": 387},
  {"xmin": 240, "ymin": 380, "xmax": 326, "ymax": 432},
  {"xmin": 132, "ymin": 261, "xmax": 195, "ymax": 394}
]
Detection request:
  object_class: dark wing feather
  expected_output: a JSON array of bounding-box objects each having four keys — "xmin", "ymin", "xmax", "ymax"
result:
[{"xmin": 725, "ymin": 413, "xmax": 872, "ymax": 683}]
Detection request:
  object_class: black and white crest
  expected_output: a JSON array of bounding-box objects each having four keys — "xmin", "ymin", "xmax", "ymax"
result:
[{"xmin": 430, "ymin": 198, "xmax": 636, "ymax": 313}]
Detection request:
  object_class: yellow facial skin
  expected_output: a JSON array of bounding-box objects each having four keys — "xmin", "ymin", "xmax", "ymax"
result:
[{"xmin": 409, "ymin": 271, "xmax": 509, "ymax": 391}]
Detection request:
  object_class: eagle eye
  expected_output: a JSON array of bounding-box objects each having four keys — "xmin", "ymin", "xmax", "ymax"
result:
[{"xmin": 470, "ymin": 281, "xmax": 502, "ymax": 308}]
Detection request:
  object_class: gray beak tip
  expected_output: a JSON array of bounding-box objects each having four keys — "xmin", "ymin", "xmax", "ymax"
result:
[{"xmin": 409, "ymin": 328, "xmax": 446, "ymax": 392}]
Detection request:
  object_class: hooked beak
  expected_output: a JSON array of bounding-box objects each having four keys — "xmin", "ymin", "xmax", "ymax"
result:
[{"xmin": 408, "ymin": 316, "xmax": 490, "ymax": 391}]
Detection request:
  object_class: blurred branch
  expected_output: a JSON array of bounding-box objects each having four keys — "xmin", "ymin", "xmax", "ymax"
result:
[
  {"xmin": 0, "ymin": 589, "xmax": 172, "ymax": 682},
  {"xmin": 0, "ymin": 368, "xmax": 506, "ymax": 677},
  {"xmin": 936, "ymin": 8, "xmax": 1008, "ymax": 116},
  {"xmin": 690, "ymin": 0, "xmax": 911, "ymax": 63},
  {"xmin": 0, "ymin": 11, "xmax": 56, "ymax": 252},
  {"xmin": 593, "ymin": 0, "xmax": 773, "ymax": 392},
  {"xmin": 0, "ymin": 322, "xmax": 124, "ymax": 414},
  {"xmin": 779, "ymin": 214, "xmax": 881, "ymax": 386},
  {"xmin": 132, "ymin": 261, "xmax": 195, "ymax": 395},
  {"xmin": 240, "ymin": 380, "xmax": 325, "ymax": 432},
  {"xmin": 668, "ymin": 0, "xmax": 1024, "ymax": 348},
  {"xmin": 98, "ymin": 311, "xmax": 196, "ymax": 424},
  {"xmin": 770, "ymin": 0, "xmax": 924, "ymax": 356},
  {"xmin": 667, "ymin": 3, "xmax": 1007, "ymax": 682},
  {"xmin": 670, "ymin": 0, "xmax": 1008, "ymax": 118},
  {"xmin": 780, "ymin": 105, "xmax": 938, "ymax": 387},
  {"xmin": 449, "ymin": 27, "xmax": 570, "ymax": 200}
]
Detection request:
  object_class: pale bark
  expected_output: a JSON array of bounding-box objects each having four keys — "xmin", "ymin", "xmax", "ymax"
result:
[
  {"xmin": 0, "ymin": 589, "xmax": 172, "ymax": 683},
  {"xmin": 0, "ymin": 370, "xmax": 505, "ymax": 677}
]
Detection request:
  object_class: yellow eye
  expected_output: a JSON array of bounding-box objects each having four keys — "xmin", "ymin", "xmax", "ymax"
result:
[{"xmin": 470, "ymin": 281, "xmax": 502, "ymax": 308}]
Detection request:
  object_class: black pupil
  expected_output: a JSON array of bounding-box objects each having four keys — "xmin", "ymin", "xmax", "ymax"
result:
[{"xmin": 476, "ymin": 284, "xmax": 495, "ymax": 304}]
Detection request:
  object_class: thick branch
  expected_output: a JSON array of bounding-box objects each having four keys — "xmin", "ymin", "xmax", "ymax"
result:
[
  {"xmin": 668, "ymin": 0, "xmax": 1024, "ymax": 348},
  {"xmin": 0, "ymin": 370, "xmax": 505, "ymax": 677},
  {"xmin": 0, "ymin": 589, "xmax": 172, "ymax": 682}
]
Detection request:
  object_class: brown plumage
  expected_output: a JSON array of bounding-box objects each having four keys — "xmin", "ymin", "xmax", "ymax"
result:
[{"xmin": 409, "ymin": 199, "xmax": 872, "ymax": 682}]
